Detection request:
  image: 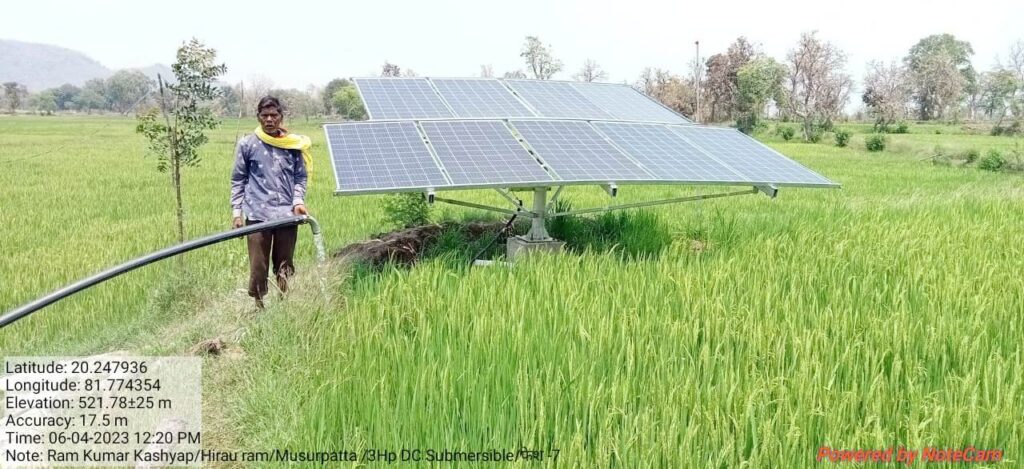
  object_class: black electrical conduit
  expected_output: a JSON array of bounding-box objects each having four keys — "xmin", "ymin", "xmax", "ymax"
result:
[{"xmin": 0, "ymin": 215, "xmax": 324, "ymax": 329}]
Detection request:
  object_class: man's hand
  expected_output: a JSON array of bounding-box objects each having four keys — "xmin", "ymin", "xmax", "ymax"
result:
[
  {"xmin": 294, "ymin": 204, "xmax": 308, "ymax": 216},
  {"xmin": 232, "ymin": 217, "xmax": 244, "ymax": 229}
]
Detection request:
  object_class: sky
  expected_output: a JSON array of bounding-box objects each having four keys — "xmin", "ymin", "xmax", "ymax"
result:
[{"xmin": 5, "ymin": 0, "xmax": 1023, "ymax": 98}]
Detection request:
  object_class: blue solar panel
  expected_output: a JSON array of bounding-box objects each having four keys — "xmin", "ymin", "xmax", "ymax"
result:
[
  {"xmin": 510, "ymin": 120, "xmax": 651, "ymax": 181},
  {"xmin": 592, "ymin": 122, "xmax": 746, "ymax": 182},
  {"xmin": 504, "ymin": 80, "xmax": 614, "ymax": 119},
  {"xmin": 353, "ymin": 78, "xmax": 454, "ymax": 119},
  {"xmin": 430, "ymin": 79, "xmax": 536, "ymax": 118},
  {"xmin": 574, "ymin": 83, "xmax": 690, "ymax": 123},
  {"xmin": 669, "ymin": 126, "xmax": 836, "ymax": 186},
  {"xmin": 325, "ymin": 122, "xmax": 450, "ymax": 193},
  {"xmin": 420, "ymin": 121, "xmax": 553, "ymax": 185}
]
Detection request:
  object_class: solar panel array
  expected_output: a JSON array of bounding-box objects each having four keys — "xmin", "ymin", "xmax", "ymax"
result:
[
  {"xmin": 501, "ymin": 80, "xmax": 614, "ymax": 120},
  {"xmin": 670, "ymin": 126, "xmax": 834, "ymax": 186},
  {"xmin": 325, "ymin": 122, "xmax": 449, "ymax": 191},
  {"xmin": 420, "ymin": 121, "xmax": 552, "ymax": 185},
  {"xmin": 353, "ymin": 78, "xmax": 454, "ymax": 120},
  {"xmin": 326, "ymin": 120, "xmax": 837, "ymax": 194},
  {"xmin": 353, "ymin": 77, "xmax": 691, "ymax": 123},
  {"xmin": 592, "ymin": 122, "xmax": 746, "ymax": 183},
  {"xmin": 573, "ymin": 84, "xmax": 689, "ymax": 123},
  {"xmin": 327, "ymin": 77, "xmax": 835, "ymax": 194},
  {"xmin": 509, "ymin": 120, "xmax": 650, "ymax": 181},
  {"xmin": 430, "ymin": 79, "xmax": 534, "ymax": 118}
]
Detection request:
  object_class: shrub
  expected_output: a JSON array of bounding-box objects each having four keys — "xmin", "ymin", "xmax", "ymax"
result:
[
  {"xmin": 894, "ymin": 121, "xmax": 910, "ymax": 134},
  {"xmin": 777, "ymin": 126, "xmax": 795, "ymax": 141},
  {"xmin": 383, "ymin": 192, "xmax": 431, "ymax": 228},
  {"xmin": 736, "ymin": 114, "xmax": 762, "ymax": 135},
  {"xmin": 961, "ymin": 148, "xmax": 980, "ymax": 164},
  {"xmin": 865, "ymin": 134, "xmax": 887, "ymax": 152},
  {"xmin": 806, "ymin": 127, "xmax": 824, "ymax": 143},
  {"xmin": 834, "ymin": 129, "xmax": 852, "ymax": 147},
  {"xmin": 978, "ymin": 149, "xmax": 1005, "ymax": 172}
]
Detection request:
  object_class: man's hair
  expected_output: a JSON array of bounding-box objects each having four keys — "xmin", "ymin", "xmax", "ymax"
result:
[{"xmin": 256, "ymin": 95, "xmax": 283, "ymax": 114}]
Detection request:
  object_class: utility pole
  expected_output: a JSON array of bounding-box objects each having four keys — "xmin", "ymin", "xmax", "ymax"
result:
[{"xmin": 694, "ymin": 40, "xmax": 701, "ymax": 124}]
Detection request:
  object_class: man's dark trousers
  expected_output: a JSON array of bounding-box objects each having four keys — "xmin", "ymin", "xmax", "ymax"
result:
[{"xmin": 245, "ymin": 219, "xmax": 298, "ymax": 300}]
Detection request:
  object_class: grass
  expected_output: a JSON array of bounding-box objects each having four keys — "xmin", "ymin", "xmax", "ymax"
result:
[{"xmin": 1, "ymin": 115, "xmax": 1022, "ymax": 466}]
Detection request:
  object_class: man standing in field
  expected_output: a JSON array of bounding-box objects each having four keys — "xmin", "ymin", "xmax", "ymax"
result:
[{"xmin": 230, "ymin": 96, "xmax": 312, "ymax": 309}]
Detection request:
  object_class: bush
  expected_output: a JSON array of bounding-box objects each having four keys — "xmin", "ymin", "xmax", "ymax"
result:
[
  {"xmin": 736, "ymin": 114, "xmax": 763, "ymax": 135},
  {"xmin": 382, "ymin": 192, "xmax": 431, "ymax": 228},
  {"xmin": 806, "ymin": 127, "xmax": 824, "ymax": 143},
  {"xmin": 992, "ymin": 121, "xmax": 1023, "ymax": 136},
  {"xmin": 894, "ymin": 121, "xmax": 910, "ymax": 134},
  {"xmin": 834, "ymin": 130, "xmax": 852, "ymax": 147},
  {"xmin": 961, "ymin": 148, "xmax": 980, "ymax": 164},
  {"xmin": 865, "ymin": 134, "xmax": 887, "ymax": 152},
  {"xmin": 978, "ymin": 149, "xmax": 1005, "ymax": 172},
  {"xmin": 776, "ymin": 126, "xmax": 795, "ymax": 141}
]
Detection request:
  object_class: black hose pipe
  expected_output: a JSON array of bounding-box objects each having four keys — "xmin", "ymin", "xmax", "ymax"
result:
[{"xmin": 1, "ymin": 215, "xmax": 320, "ymax": 329}]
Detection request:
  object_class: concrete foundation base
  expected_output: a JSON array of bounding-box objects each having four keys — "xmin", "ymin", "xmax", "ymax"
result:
[{"xmin": 507, "ymin": 236, "xmax": 565, "ymax": 260}]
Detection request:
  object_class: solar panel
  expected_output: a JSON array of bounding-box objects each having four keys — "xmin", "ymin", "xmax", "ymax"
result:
[
  {"xmin": 510, "ymin": 120, "xmax": 651, "ymax": 182},
  {"xmin": 353, "ymin": 78, "xmax": 454, "ymax": 119},
  {"xmin": 504, "ymin": 80, "xmax": 614, "ymax": 119},
  {"xmin": 592, "ymin": 122, "xmax": 748, "ymax": 183},
  {"xmin": 430, "ymin": 79, "xmax": 536, "ymax": 118},
  {"xmin": 325, "ymin": 122, "xmax": 450, "ymax": 193},
  {"xmin": 669, "ymin": 126, "xmax": 836, "ymax": 186},
  {"xmin": 420, "ymin": 121, "xmax": 553, "ymax": 186},
  {"xmin": 573, "ymin": 83, "xmax": 690, "ymax": 123}
]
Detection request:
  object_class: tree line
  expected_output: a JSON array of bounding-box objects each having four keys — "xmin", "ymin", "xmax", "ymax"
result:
[{"xmin": 4, "ymin": 34, "xmax": 1021, "ymax": 138}]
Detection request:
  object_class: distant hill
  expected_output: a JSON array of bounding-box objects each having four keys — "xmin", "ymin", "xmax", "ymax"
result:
[{"xmin": 0, "ymin": 39, "xmax": 172, "ymax": 91}]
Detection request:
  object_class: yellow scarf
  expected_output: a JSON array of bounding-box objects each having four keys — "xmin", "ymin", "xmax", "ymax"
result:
[{"xmin": 255, "ymin": 127, "xmax": 313, "ymax": 182}]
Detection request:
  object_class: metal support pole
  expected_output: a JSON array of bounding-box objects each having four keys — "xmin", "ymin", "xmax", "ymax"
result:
[
  {"xmin": 433, "ymin": 196, "xmax": 529, "ymax": 217},
  {"xmin": 527, "ymin": 187, "xmax": 550, "ymax": 241},
  {"xmin": 550, "ymin": 188, "xmax": 758, "ymax": 217}
]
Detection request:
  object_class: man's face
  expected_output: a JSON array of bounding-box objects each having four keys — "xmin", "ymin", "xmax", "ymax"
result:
[{"xmin": 258, "ymin": 106, "xmax": 283, "ymax": 135}]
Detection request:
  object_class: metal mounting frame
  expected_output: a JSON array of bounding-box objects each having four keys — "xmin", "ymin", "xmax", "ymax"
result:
[{"xmin": 430, "ymin": 185, "xmax": 768, "ymax": 241}]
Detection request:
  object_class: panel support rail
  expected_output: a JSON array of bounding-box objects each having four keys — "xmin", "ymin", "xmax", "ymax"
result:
[{"xmin": 431, "ymin": 186, "xmax": 764, "ymax": 240}]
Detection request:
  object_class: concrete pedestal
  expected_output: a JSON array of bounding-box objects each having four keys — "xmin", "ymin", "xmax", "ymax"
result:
[{"xmin": 506, "ymin": 235, "xmax": 565, "ymax": 260}]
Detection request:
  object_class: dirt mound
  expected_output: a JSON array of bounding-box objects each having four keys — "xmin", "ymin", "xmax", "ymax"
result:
[{"xmin": 332, "ymin": 221, "xmax": 512, "ymax": 267}]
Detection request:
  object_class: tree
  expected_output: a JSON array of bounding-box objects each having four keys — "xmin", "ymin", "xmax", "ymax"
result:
[
  {"xmin": 503, "ymin": 69, "xmax": 527, "ymax": 79},
  {"xmin": 322, "ymin": 78, "xmax": 352, "ymax": 114},
  {"xmin": 904, "ymin": 34, "xmax": 975, "ymax": 120},
  {"xmin": 73, "ymin": 88, "xmax": 106, "ymax": 113},
  {"xmin": 238, "ymin": 75, "xmax": 273, "ymax": 118},
  {"xmin": 82, "ymin": 78, "xmax": 109, "ymax": 110},
  {"xmin": 29, "ymin": 90, "xmax": 58, "ymax": 115},
  {"xmin": 861, "ymin": 61, "xmax": 911, "ymax": 131},
  {"xmin": 736, "ymin": 57, "xmax": 787, "ymax": 133},
  {"xmin": 574, "ymin": 58, "xmax": 608, "ymax": 82},
  {"xmin": 269, "ymin": 87, "xmax": 319, "ymax": 122},
  {"xmin": 520, "ymin": 36, "xmax": 562, "ymax": 80},
  {"xmin": 979, "ymin": 69, "xmax": 1019, "ymax": 126},
  {"xmin": 381, "ymin": 62, "xmax": 402, "ymax": 77},
  {"xmin": 136, "ymin": 38, "xmax": 227, "ymax": 244},
  {"xmin": 3, "ymin": 82, "xmax": 27, "ymax": 114},
  {"xmin": 215, "ymin": 84, "xmax": 241, "ymax": 117},
  {"xmin": 479, "ymin": 64, "xmax": 494, "ymax": 78},
  {"xmin": 784, "ymin": 32, "xmax": 853, "ymax": 140},
  {"xmin": 332, "ymin": 86, "xmax": 367, "ymax": 120},
  {"xmin": 107, "ymin": 70, "xmax": 154, "ymax": 115},
  {"xmin": 703, "ymin": 37, "xmax": 757, "ymax": 122},
  {"xmin": 51, "ymin": 84, "xmax": 81, "ymax": 111},
  {"xmin": 633, "ymin": 68, "xmax": 697, "ymax": 117}
]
